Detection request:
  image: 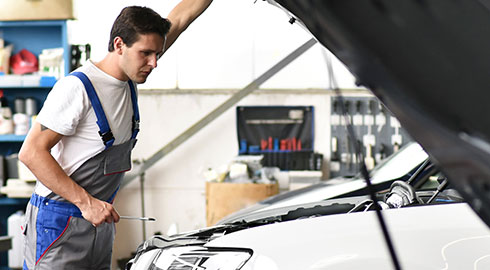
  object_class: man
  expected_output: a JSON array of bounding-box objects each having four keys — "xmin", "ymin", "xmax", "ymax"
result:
[{"xmin": 19, "ymin": 1, "xmax": 212, "ymax": 269}]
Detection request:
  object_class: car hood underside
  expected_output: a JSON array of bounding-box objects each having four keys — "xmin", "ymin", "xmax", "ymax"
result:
[{"xmin": 272, "ymin": 0, "xmax": 490, "ymax": 226}]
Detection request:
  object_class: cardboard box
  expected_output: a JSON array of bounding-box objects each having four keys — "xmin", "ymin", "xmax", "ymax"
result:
[
  {"xmin": 206, "ymin": 182, "xmax": 279, "ymax": 226},
  {"xmin": 0, "ymin": 0, "xmax": 74, "ymax": 21}
]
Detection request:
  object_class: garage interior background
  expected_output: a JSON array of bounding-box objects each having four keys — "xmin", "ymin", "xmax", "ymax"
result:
[
  {"xmin": 0, "ymin": 0, "xmax": 397, "ymax": 267},
  {"xmin": 86, "ymin": 0, "xmax": 366, "ymax": 264}
]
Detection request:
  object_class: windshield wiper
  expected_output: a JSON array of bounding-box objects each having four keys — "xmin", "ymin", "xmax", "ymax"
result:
[{"xmin": 281, "ymin": 203, "xmax": 355, "ymax": 221}]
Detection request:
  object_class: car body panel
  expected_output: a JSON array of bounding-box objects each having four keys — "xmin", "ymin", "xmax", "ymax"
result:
[{"xmin": 207, "ymin": 203, "xmax": 490, "ymax": 269}]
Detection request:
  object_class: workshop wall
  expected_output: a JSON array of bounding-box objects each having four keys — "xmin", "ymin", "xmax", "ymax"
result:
[{"xmin": 70, "ymin": 0, "xmax": 358, "ymax": 90}]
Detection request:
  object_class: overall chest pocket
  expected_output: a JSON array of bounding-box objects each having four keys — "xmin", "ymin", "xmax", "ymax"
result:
[{"xmin": 103, "ymin": 139, "xmax": 135, "ymax": 175}]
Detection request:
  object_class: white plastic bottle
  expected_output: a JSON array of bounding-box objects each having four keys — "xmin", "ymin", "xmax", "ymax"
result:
[
  {"xmin": 0, "ymin": 90, "xmax": 14, "ymax": 134},
  {"xmin": 8, "ymin": 210, "xmax": 25, "ymax": 268},
  {"xmin": 13, "ymin": 113, "xmax": 29, "ymax": 135}
]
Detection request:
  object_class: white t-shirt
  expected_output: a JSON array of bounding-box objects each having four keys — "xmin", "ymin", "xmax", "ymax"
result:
[{"xmin": 35, "ymin": 60, "xmax": 138, "ymax": 196}]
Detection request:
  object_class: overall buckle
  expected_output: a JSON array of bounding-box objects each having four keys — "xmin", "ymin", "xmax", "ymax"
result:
[{"xmin": 98, "ymin": 130, "xmax": 115, "ymax": 145}]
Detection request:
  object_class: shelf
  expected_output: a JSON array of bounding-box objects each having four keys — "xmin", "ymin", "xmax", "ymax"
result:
[
  {"xmin": 0, "ymin": 197, "xmax": 29, "ymax": 206},
  {"xmin": 0, "ymin": 86, "xmax": 53, "ymax": 89},
  {"xmin": 0, "ymin": 135, "xmax": 26, "ymax": 142},
  {"xmin": 0, "ymin": 20, "xmax": 68, "ymax": 27},
  {"xmin": 0, "ymin": 75, "xmax": 57, "ymax": 88}
]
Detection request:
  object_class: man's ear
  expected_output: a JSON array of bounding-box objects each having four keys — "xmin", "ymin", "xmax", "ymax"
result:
[{"xmin": 113, "ymin": 37, "xmax": 125, "ymax": 55}]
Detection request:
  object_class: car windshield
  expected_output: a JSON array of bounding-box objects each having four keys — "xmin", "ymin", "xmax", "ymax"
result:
[
  {"xmin": 367, "ymin": 142, "xmax": 428, "ymax": 183},
  {"xmin": 257, "ymin": 143, "xmax": 427, "ymax": 207}
]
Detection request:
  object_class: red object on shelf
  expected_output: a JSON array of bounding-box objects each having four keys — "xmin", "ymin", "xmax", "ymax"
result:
[
  {"xmin": 261, "ymin": 139, "xmax": 268, "ymax": 150},
  {"xmin": 280, "ymin": 139, "xmax": 287, "ymax": 150},
  {"xmin": 10, "ymin": 49, "xmax": 39, "ymax": 74}
]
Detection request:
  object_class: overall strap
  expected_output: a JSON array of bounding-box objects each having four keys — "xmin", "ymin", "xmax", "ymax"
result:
[
  {"xmin": 128, "ymin": 80, "xmax": 140, "ymax": 139},
  {"xmin": 70, "ymin": 71, "xmax": 115, "ymax": 148}
]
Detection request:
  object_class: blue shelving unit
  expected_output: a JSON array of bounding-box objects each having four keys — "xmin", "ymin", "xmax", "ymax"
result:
[
  {"xmin": 0, "ymin": 20, "xmax": 70, "ymax": 73},
  {"xmin": 0, "ymin": 20, "xmax": 70, "ymax": 268},
  {"xmin": 0, "ymin": 20, "xmax": 69, "ymax": 147}
]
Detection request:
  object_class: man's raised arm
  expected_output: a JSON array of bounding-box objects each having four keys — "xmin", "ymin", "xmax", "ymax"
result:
[{"xmin": 165, "ymin": 0, "xmax": 213, "ymax": 51}]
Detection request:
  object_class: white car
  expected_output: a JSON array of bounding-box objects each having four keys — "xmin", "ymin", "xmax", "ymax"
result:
[
  {"xmin": 127, "ymin": 0, "xmax": 490, "ymax": 269},
  {"xmin": 128, "ymin": 172, "xmax": 479, "ymax": 269}
]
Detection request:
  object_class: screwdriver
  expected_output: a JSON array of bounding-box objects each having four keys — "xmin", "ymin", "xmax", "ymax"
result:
[{"xmin": 120, "ymin": 216, "xmax": 157, "ymax": 222}]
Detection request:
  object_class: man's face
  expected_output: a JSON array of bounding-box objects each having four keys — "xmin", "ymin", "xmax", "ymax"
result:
[{"xmin": 120, "ymin": 33, "xmax": 165, "ymax": 83}]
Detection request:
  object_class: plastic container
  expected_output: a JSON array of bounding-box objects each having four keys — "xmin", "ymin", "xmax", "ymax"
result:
[
  {"xmin": 8, "ymin": 210, "xmax": 25, "ymax": 268},
  {"xmin": 25, "ymin": 98, "xmax": 37, "ymax": 116},
  {"xmin": 14, "ymin": 98, "xmax": 25, "ymax": 114},
  {"xmin": 13, "ymin": 113, "xmax": 29, "ymax": 135},
  {"xmin": 0, "ymin": 90, "xmax": 13, "ymax": 134}
]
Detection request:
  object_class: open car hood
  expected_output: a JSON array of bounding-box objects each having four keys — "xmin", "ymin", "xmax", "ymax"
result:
[{"xmin": 270, "ymin": 0, "xmax": 490, "ymax": 226}]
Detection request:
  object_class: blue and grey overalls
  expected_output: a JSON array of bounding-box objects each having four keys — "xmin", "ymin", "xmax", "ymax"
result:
[{"xmin": 22, "ymin": 71, "xmax": 139, "ymax": 270}]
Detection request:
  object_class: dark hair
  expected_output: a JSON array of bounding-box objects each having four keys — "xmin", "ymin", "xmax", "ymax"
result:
[{"xmin": 108, "ymin": 6, "xmax": 171, "ymax": 52}]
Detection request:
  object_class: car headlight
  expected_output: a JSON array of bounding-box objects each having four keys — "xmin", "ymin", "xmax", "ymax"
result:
[{"xmin": 130, "ymin": 246, "xmax": 252, "ymax": 270}]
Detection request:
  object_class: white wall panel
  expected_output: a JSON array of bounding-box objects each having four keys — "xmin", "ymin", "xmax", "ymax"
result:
[
  {"xmin": 70, "ymin": 0, "xmax": 357, "ymax": 89},
  {"xmin": 174, "ymin": 0, "xmax": 255, "ymax": 89}
]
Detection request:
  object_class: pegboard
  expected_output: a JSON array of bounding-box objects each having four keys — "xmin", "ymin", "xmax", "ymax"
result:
[{"xmin": 329, "ymin": 96, "xmax": 412, "ymax": 177}]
